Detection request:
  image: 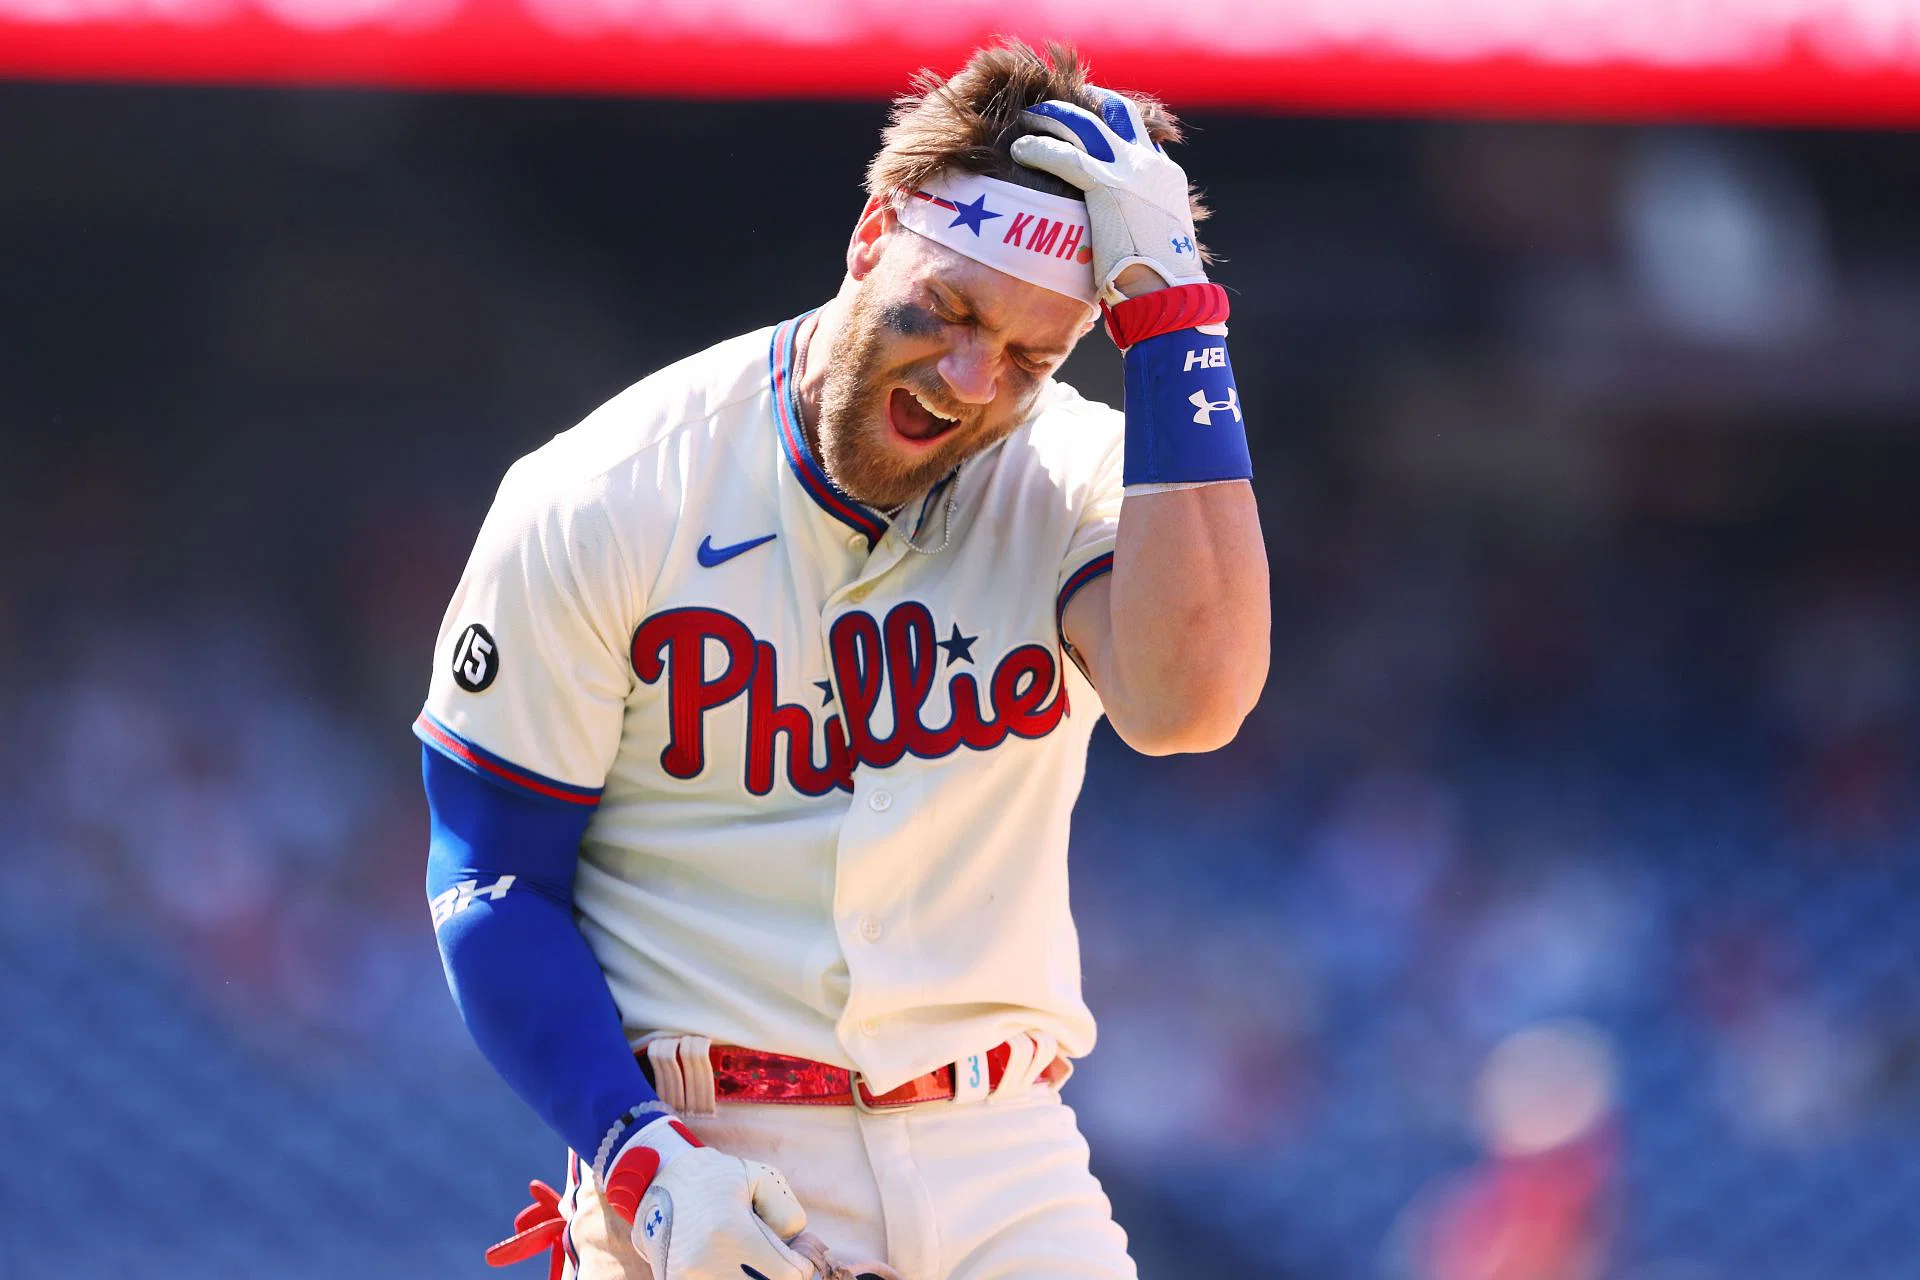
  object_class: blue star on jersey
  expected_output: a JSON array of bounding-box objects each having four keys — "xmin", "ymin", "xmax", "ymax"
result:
[
  {"xmin": 946, "ymin": 194, "xmax": 1001, "ymax": 236},
  {"xmin": 937, "ymin": 624, "xmax": 977, "ymax": 666}
]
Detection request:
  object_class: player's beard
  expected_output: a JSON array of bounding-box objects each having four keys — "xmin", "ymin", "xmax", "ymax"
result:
[{"xmin": 813, "ymin": 282, "xmax": 1004, "ymax": 512}]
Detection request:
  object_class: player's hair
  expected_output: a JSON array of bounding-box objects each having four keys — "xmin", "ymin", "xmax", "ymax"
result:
[{"xmin": 867, "ymin": 39, "xmax": 1210, "ymax": 250}]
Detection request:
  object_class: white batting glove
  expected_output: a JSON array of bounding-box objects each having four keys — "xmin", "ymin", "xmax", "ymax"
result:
[
  {"xmin": 602, "ymin": 1116, "xmax": 815, "ymax": 1280},
  {"xmin": 1011, "ymin": 92, "xmax": 1207, "ymax": 303}
]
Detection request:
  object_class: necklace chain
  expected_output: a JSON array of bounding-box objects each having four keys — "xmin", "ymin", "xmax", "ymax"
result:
[{"xmin": 899, "ymin": 474, "xmax": 959, "ymax": 556}]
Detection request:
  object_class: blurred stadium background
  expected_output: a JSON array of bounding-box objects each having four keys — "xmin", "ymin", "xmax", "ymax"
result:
[{"xmin": 4, "ymin": 9, "xmax": 1920, "ymax": 1279}]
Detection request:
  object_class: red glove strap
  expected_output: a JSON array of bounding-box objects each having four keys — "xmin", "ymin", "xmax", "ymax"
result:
[
  {"xmin": 603, "ymin": 1119, "xmax": 703, "ymax": 1223},
  {"xmin": 484, "ymin": 1180, "xmax": 567, "ymax": 1280},
  {"xmin": 602, "ymin": 1147, "xmax": 660, "ymax": 1224},
  {"xmin": 1101, "ymin": 281, "xmax": 1230, "ymax": 350}
]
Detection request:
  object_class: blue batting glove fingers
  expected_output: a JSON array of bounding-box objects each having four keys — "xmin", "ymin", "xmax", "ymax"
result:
[
  {"xmin": 1019, "ymin": 100, "xmax": 1119, "ymax": 163},
  {"xmin": 1092, "ymin": 89, "xmax": 1150, "ymax": 146}
]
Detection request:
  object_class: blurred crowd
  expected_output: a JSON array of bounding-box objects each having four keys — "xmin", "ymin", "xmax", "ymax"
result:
[{"xmin": 4, "ymin": 88, "xmax": 1920, "ymax": 1278}]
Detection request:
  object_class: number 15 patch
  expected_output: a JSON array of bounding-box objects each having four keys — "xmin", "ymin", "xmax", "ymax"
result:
[{"xmin": 452, "ymin": 622, "xmax": 499, "ymax": 693}]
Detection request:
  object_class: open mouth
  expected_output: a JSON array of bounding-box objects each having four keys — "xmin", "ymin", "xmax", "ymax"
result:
[{"xmin": 886, "ymin": 386, "xmax": 961, "ymax": 447}]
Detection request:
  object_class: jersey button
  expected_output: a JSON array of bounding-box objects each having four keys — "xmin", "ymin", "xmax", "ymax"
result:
[
  {"xmin": 859, "ymin": 915, "xmax": 883, "ymax": 942},
  {"xmin": 848, "ymin": 584, "xmax": 873, "ymax": 603},
  {"xmin": 868, "ymin": 790, "xmax": 893, "ymax": 812},
  {"xmin": 846, "ymin": 534, "xmax": 865, "ymax": 553},
  {"xmin": 859, "ymin": 1019, "xmax": 880, "ymax": 1037}
]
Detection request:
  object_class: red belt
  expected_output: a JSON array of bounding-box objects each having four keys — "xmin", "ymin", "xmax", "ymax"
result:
[{"xmin": 640, "ymin": 1041, "xmax": 1067, "ymax": 1111}]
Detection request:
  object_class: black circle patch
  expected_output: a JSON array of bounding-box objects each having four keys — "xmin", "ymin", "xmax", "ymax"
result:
[{"xmin": 450, "ymin": 623, "xmax": 499, "ymax": 693}]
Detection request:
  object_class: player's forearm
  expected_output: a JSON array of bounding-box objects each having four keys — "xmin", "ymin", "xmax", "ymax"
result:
[{"xmin": 1100, "ymin": 482, "xmax": 1269, "ymax": 753}]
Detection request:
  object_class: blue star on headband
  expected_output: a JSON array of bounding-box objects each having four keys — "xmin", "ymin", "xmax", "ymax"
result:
[{"xmin": 946, "ymin": 193, "xmax": 1002, "ymax": 236}]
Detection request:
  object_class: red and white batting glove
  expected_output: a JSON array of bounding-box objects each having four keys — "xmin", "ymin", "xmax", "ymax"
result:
[{"xmin": 602, "ymin": 1115, "xmax": 816, "ymax": 1280}]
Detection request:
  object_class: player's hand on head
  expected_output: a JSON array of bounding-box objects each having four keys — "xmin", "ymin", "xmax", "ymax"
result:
[
  {"xmin": 1011, "ymin": 90, "xmax": 1206, "ymax": 302},
  {"xmin": 603, "ymin": 1116, "xmax": 817, "ymax": 1280}
]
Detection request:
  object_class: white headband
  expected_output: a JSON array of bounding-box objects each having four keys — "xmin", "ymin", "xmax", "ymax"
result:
[{"xmin": 894, "ymin": 170, "xmax": 1097, "ymax": 304}]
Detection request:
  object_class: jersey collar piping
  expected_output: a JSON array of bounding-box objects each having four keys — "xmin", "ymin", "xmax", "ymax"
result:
[{"xmin": 770, "ymin": 313, "xmax": 890, "ymax": 547}]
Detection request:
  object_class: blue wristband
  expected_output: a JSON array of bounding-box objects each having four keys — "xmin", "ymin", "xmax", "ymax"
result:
[{"xmin": 1121, "ymin": 329, "xmax": 1253, "ymax": 487}]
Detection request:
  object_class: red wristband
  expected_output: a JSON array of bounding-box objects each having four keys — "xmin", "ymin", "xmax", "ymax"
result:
[{"xmin": 1100, "ymin": 281, "xmax": 1231, "ymax": 350}]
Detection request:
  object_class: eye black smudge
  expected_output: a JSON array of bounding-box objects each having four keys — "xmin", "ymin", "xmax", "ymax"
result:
[{"xmin": 879, "ymin": 300, "xmax": 941, "ymax": 339}]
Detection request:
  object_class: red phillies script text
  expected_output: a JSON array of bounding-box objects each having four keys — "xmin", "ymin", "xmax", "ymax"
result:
[{"xmin": 631, "ymin": 602, "xmax": 1068, "ymax": 797}]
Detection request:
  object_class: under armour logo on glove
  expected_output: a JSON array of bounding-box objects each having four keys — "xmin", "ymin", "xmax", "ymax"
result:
[{"xmin": 603, "ymin": 1116, "xmax": 816, "ymax": 1280}]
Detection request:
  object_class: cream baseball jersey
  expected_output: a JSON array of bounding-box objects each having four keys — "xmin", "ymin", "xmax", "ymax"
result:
[{"xmin": 415, "ymin": 315, "xmax": 1122, "ymax": 1093}]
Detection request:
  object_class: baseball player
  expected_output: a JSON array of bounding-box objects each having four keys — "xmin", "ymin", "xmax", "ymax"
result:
[{"xmin": 417, "ymin": 40, "xmax": 1268, "ymax": 1280}]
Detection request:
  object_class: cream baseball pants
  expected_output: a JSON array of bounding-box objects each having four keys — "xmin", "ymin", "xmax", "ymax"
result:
[{"xmin": 554, "ymin": 1088, "xmax": 1138, "ymax": 1280}]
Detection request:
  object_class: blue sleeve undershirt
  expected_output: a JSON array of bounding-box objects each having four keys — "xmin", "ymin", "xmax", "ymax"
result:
[{"xmin": 421, "ymin": 744, "xmax": 659, "ymax": 1164}]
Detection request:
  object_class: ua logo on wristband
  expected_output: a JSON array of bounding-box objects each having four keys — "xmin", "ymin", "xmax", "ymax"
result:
[{"xmin": 1189, "ymin": 388, "xmax": 1241, "ymax": 426}]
